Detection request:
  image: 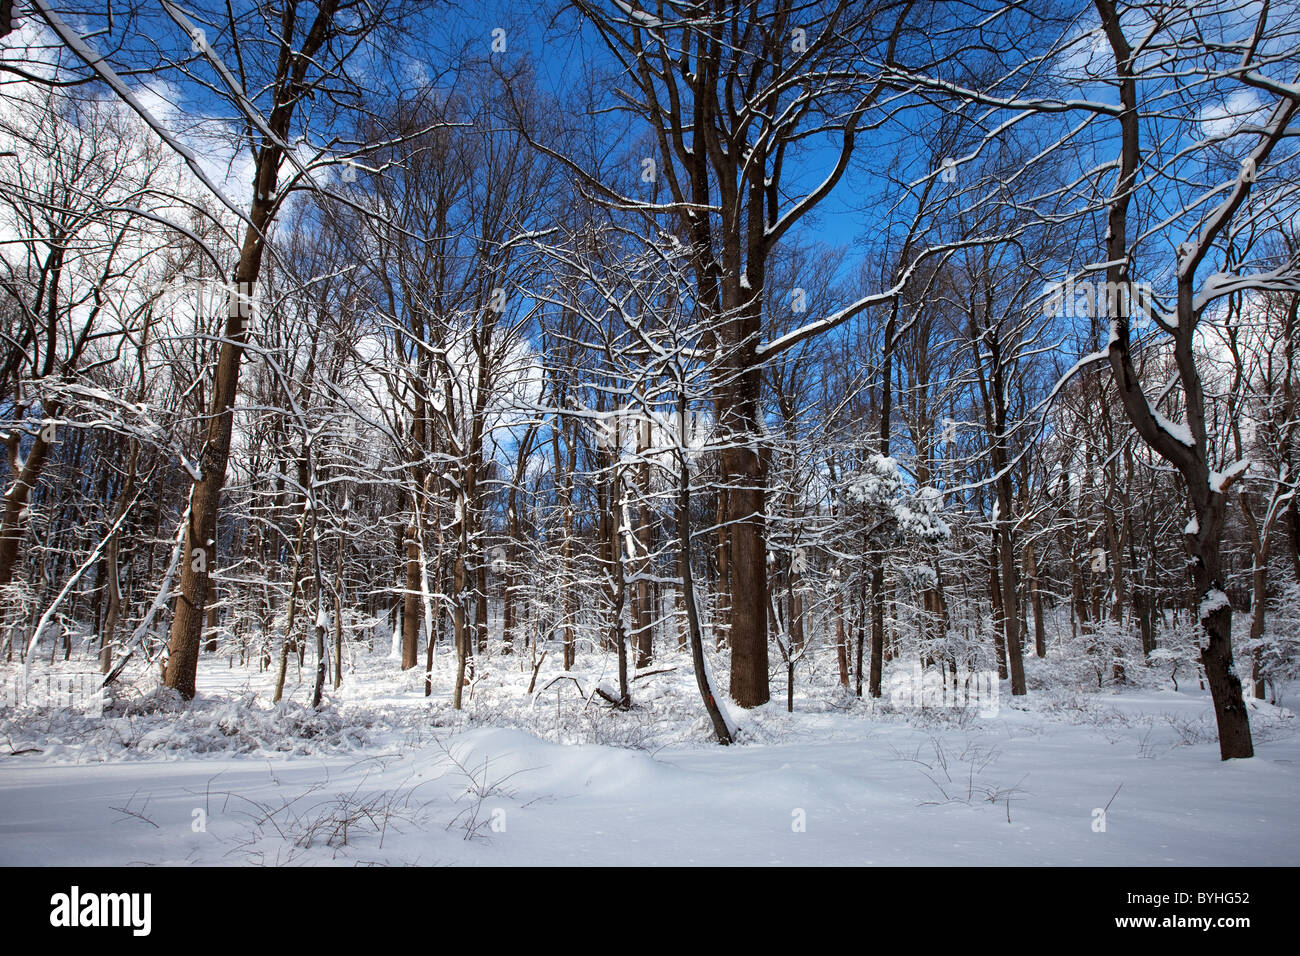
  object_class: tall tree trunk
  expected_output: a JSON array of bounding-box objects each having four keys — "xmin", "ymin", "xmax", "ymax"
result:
[
  {"xmin": 165, "ymin": 167, "xmax": 281, "ymax": 699},
  {"xmin": 273, "ymin": 491, "xmax": 312, "ymax": 704},
  {"xmin": 0, "ymin": 399, "xmax": 62, "ymax": 592},
  {"xmin": 334, "ymin": 511, "xmax": 346, "ymax": 691},
  {"xmin": 869, "ymin": 561, "xmax": 885, "ymax": 697},
  {"xmin": 714, "ymin": 486, "xmax": 729, "ymax": 650},
  {"xmin": 1024, "ymin": 542, "xmax": 1046, "ymax": 657},
  {"xmin": 997, "ymin": 512, "xmax": 1026, "ymax": 694},
  {"xmin": 162, "ymin": 0, "xmax": 341, "ymax": 699},
  {"xmin": 835, "ymin": 585, "xmax": 849, "ymax": 688},
  {"xmin": 677, "ymin": 397, "xmax": 731, "ymax": 743},
  {"xmin": 1190, "ymin": 510, "xmax": 1254, "ymax": 758},
  {"xmin": 452, "ymin": 534, "xmax": 469, "ymax": 711},
  {"xmin": 401, "ymin": 494, "xmax": 421, "ymax": 670},
  {"xmin": 99, "ymin": 450, "xmax": 136, "ymax": 673},
  {"xmin": 990, "ymin": 537, "xmax": 1008, "ymax": 680},
  {"xmin": 1094, "ymin": 0, "xmax": 1255, "ymax": 758},
  {"xmin": 1249, "ymin": 555, "xmax": 1268, "ymax": 700},
  {"xmin": 634, "ymin": 416, "xmax": 653, "ymax": 668}
]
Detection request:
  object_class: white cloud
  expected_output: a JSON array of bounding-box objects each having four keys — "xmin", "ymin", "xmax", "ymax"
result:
[{"xmin": 1198, "ymin": 89, "xmax": 1268, "ymax": 140}]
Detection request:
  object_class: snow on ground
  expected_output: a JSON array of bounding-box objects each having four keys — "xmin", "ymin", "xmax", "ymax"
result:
[{"xmin": 1, "ymin": 640, "xmax": 1297, "ymax": 866}]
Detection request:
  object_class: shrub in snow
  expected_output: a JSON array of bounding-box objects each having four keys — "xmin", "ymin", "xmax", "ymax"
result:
[
  {"xmin": 1240, "ymin": 578, "xmax": 1300, "ymax": 700},
  {"xmin": 842, "ymin": 456, "xmax": 950, "ymax": 543},
  {"xmin": 2, "ymin": 689, "xmax": 380, "ymax": 760},
  {"xmin": 108, "ymin": 685, "xmax": 188, "ymax": 716}
]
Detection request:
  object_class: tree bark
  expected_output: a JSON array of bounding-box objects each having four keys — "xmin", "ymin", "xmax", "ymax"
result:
[{"xmin": 163, "ymin": 0, "xmax": 342, "ymax": 700}]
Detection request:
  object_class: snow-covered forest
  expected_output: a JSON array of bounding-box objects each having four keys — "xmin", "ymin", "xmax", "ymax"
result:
[{"xmin": 1, "ymin": 0, "xmax": 1299, "ymax": 874}]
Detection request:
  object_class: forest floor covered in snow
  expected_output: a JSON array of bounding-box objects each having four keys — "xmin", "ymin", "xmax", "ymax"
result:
[{"xmin": 1, "ymin": 640, "xmax": 1297, "ymax": 866}]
